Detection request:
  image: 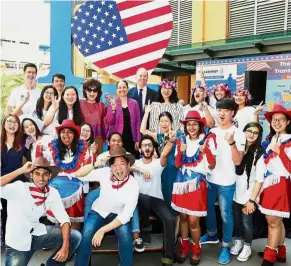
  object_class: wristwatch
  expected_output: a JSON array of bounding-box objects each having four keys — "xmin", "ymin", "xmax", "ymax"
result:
[{"xmin": 249, "ymin": 199, "xmax": 255, "ymax": 204}]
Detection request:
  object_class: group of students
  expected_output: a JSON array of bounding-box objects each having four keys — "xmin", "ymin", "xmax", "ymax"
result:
[{"xmin": 0, "ymin": 62, "xmax": 291, "ymax": 266}]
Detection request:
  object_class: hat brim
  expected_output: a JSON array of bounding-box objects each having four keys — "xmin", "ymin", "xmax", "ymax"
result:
[
  {"xmin": 25, "ymin": 165, "xmax": 60, "ymax": 179},
  {"xmin": 264, "ymin": 110, "xmax": 291, "ymax": 123},
  {"xmin": 180, "ymin": 117, "xmax": 207, "ymax": 127},
  {"xmin": 108, "ymin": 153, "xmax": 135, "ymax": 167},
  {"xmin": 55, "ymin": 125, "xmax": 81, "ymax": 138}
]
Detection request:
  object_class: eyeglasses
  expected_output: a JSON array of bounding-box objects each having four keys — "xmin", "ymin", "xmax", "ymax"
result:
[
  {"xmin": 81, "ymin": 129, "xmax": 91, "ymax": 134},
  {"xmin": 86, "ymin": 88, "xmax": 98, "ymax": 93},
  {"xmin": 271, "ymin": 117, "xmax": 287, "ymax": 123},
  {"xmin": 141, "ymin": 143, "xmax": 153, "ymax": 148},
  {"xmin": 44, "ymin": 91, "xmax": 54, "ymax": 96},
  {"xmin": 6, "ymin": 119, "xmax": 18, "ymax": 126},
  {"xmin": 245, "ymin": 129, "xmax": 259, "ymax": 136}
]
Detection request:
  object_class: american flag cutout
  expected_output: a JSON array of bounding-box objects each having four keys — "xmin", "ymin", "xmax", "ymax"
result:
[
  {"xmin": 236, "ymin": 61, "xmax": 271, "ymax": 88},
  {"xmin": 71, "ymin": 0, "xmax": 173, "ymax": 81}
]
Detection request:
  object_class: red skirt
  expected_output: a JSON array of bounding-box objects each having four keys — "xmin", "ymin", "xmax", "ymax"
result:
[
  {"xmin": 172, "ymin": 179, "xmax": 207, "ymax": 217},
  {"xmin": 259, "ymin": 176, "xmax": 291, "ymax": 218}
]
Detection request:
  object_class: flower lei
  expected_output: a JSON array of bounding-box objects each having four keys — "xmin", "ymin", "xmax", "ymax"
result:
[
  {"xmin": 191, "ymin": 85, "xmax": 209, "ymax": 95},
  {"xmin": 234, "ymin": 88, "xmax": 252, "ymax": 101},
  {"xmin": 214, "ymin": 83, "xmax": 230, "ymax": 92},
  {"xmin": 158, "ymin": 79, "xmax": 177, "ymax": 90},
  {"xmin": 49, "ymin": 139, "xmax": 88, "ymax": 173}
]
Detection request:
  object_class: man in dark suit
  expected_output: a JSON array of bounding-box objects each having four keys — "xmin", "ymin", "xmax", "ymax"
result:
[{"xmin": 128, "ymin": 68, "xmax": 158, "ymax": 119}]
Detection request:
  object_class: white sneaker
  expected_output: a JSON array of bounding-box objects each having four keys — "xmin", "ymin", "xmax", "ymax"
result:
[
  {"xmin": 237, "ymin": 245, "xmax": 252, "ymax": 262},
  {"xmin": 230, "ymin": 239, "xmax": 243, "ymax": 255}
]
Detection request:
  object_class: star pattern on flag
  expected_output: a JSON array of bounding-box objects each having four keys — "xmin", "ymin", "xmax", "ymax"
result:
[{"xmin": 71, "ymin": 0, "xmax": 128, "ymax": 55}]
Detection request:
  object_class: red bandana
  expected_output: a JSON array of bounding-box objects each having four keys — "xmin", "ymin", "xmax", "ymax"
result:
[
  {"xmin": 110, "ymin": 175, "xmax": 130, "ymax": 189},
  {"xmin": 29, "ymin": 184, "xmax": 50, "ymax": 206}
]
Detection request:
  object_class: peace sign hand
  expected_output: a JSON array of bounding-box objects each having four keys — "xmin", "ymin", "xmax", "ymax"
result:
[
  {"xmin": 254, "ymin": 101, "xmax": 265, "ymax": 116},
  {"xmin": 51, "ymin": 96, "xmax": 61, "ymax": 110}
]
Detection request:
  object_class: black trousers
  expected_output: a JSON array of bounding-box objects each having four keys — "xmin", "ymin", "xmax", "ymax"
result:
[{"xmin": 138, "ymin": 194, "xmax": 175, "ymax": 260}]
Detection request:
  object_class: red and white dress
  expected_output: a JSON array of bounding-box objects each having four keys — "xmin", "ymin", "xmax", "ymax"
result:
[
  {"xmin": 46, "ymin": 139, "xmax": 92, "ymax": 223},
  {"xmin": 171, "ymin": 133, "xmax": 216, "ymax": 216},
  {"xmin": 258, "ymin": 134, "xmax": 291, "ymax": 218}
]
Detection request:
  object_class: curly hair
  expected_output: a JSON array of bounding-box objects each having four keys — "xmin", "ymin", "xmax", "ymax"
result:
[{"xmin": 82, "ymin": 78, "xmax": 102, "ymax": 102}]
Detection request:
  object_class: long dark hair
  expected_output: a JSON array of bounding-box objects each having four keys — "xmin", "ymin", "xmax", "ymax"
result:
[
  {"xmin": 1, "ymin": 114, "xmax": 23, "ymax": 152},
  {"xmin": 57, "ymin": 129, "xmax": 80, "ymax": 160},
  {"xmin": 58, "ymin": 86, "xmax": 82, "ymax": 126},
  {"xmin": 235, "ymin": 122, "xmax": 264, "ymax": 189},
  {"xmin": 81, "ymin": 123, "xmax": 94, "ymax": 144},
  {"xmin": 190, "ymin": 86, "xmax": 210, "ymax": 107},
  {"xmin": 214, "ymin": 83, "xmax": 232, "ymax": 101},
  {"xmin": 159, "ymin": 111, "xmax": 173, "ymax": 124},
  {"xmin": 22, "ymin": 118, "xmax": 42, "ymax": 141},
  {"xmin": 157, "ymin": 87, "xmax": 179, "ymax": 103},
  {"xmin": 36, "ymin": 85, "xmax": 58, "ymax": 120}
]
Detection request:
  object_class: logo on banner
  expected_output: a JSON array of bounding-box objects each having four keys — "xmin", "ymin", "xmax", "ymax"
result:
[{"xmin": 71, "ymin": 0, "xmax": 173, "ymax": 81}]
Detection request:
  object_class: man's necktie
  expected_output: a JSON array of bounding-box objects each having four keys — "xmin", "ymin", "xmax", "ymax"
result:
[{"xmin": 138, "ymin": 89, "xmax": 143, "ymax": 114}]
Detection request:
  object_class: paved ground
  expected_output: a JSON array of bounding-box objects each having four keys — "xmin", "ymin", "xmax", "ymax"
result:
[{"xmin": 1, "ymin": 238, "xmax": 290, "ymax": 266}]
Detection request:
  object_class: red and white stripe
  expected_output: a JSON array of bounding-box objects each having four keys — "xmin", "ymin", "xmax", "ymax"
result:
[
  {"xmin": 86, "ymin": 0, "xmax": 173, "ymax": 81},
  {"xmin": 247, "ymin": 62, "xmax": 271, "ymax": 71},
  {"xmin": 236, "ymin": 74, "xmax": 245, "ymax": 88}
]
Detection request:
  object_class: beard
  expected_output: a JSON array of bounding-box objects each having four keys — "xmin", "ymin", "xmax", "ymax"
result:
[{"xmin": 142, "ymin": 149, "xmax": 154, "ymax": 159}]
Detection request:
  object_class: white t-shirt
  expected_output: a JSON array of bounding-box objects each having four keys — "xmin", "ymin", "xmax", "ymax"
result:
[
  {"xmin": 7, "ymin": 85, "xmax": 41, "ymax": 117},
  {"xmin": 234, "ymin": 106, "xmax": 256, "ymax": 131},
  {"xmin": 234, "ymin": 155, "xmax": 265, "ymax": 204},
  {"xmin": 208, "ymin": 126, "xmax": 246, "ymax": 186},
  {"xmin": 133, "ymin": 158, "xmax": 165, "ymax": 200}
]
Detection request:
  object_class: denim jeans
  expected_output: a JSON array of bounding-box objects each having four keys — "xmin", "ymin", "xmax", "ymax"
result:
[
  {"xmin": 138, "ymin": 194, "xmax": 175, "ymax": 261},
  {"xmin": 5, "ymin": 226, "xmax": 81, "ymax": 266},
  {"xmin": 206, "ymin": 182, "xmax": 235, "ymax": 246},
  {"xmin": 233, "ymin": 201, "xmax": 253, "ymax": 245},
  {"xmin": 84, "ymin": 188, "xmax": 140, "ymax": 233},
  {"xmin": 75, "ymin": 210, "xmax": 133, "ymax": 266}
]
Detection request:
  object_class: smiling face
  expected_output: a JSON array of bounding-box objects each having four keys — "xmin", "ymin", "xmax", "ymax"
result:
[
  {"xmin": 4, "ymin": 116, "xmax": 19, "ymax": 134},
  {"xmin": 161, "ymin": 84, "xmax": 173, "ymax": 100},
  {"xmin": 85, "ymin": 87, "xmax": 98, "ymax": 102},
  {"xmin": 52, "ymin": 77, "xmax": 65, "ymax": 94},
  {"xmin": 117, "ymin": 81, "xmax": 128, "ymax": 97},
  {"xmin": 63, "ymin": 88, "xmax": 77, "ymax": 106},
  {"xmin": 109, "ymin": 134, "xmax": 123, "ymax": 150},
  {"xmin": 215, "ymin": 86, "xmax": 226, "ymax": 100},
  {"xmin": 43, "ymin": 87, "xmax": 56, "ymax": 103},
  {"xmin": 80, "ymin": 124, "xmax": 91, "ymax": 141},
  {"xmin": 193, "ymin": 88, "xmax": 206, "ymax": 103},
  {"xmin": 159, "ymin": 115, "xmax": 171, "ymax": 133},
  {"xmin": 234, "ymin": 92, "xmax": 246, "ymax": 106},
  {"xmin": 136, "ymin": 68, "xmax": 148, "ymax": 88},
  {"xmin": 30, "ymin": 167, "xmax": 51, "ymax": 189},
  {"xmin": 186, "ymin": 120, "xmax": 200, "ymax": 139},
  {"xmin": 24, "ymin": 66, "xmax": 37, "ymax": 83},
  {"xmin": 110, "ymin": 157, "xmax": 130, "ymax": 180},
  {"xmin": 60, "ymin": 128, "xmax": 75, "ymax": 147},
  {"xmin": 271, "ymin": 113, "xmax": 290, "ymax": 134},
  {"xmin": 245, "ymin": 126, "xmax": 260, "ymax": 145},
  {"xmin": 23, "ymin": 120, "xmax": 37, "ymax": 137}
]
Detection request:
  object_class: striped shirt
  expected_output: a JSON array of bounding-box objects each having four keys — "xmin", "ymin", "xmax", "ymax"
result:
[{"xmin": 149, "ymin": 102, "xmax": 184, "ymax": 133}]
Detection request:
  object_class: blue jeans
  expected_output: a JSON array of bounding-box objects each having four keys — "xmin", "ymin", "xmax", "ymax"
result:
[
  {"xmin": 84, "ymin": 188, "xmax": 140, "ymax": 233},
  {"xmin": 75, "ymin": 210, "xmax": 133, "ymax": 266},
  {"xmin": 206, "ymin": 182, "xmax": 235, "ymax": 246},
  {"xmin": 5, "ymin": 226, "xmax": 81, "ymax": 266}
]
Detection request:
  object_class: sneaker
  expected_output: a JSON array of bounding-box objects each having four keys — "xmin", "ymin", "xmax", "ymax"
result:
[
  {"xmin": 230, "ymin": 239, "xmax": 243, "ymax": 255},
  {"xmin": 133, "ymin": 238, "xmax": 145, "ymax": 252},
  {"xmin": 142, "ymin": 231, "xmax": 151, "ymax": 244},
  {"xmin": 218, "ymin": 247, "xmax": 231, "ymax": 265},
  {"xmin": 200, "ymin": 233, "xmax": 219, "ymax": 245},
  {"xmin": 237, "ymin": 245, "xmax": 252, "ymax": 262}
]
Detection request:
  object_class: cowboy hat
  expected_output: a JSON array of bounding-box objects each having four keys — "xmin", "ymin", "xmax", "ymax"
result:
[
  {"xmin": 107, "ymin": 147, "xmax": 135, "ymax": 167},
  {"xmin": 28, "ymin": 157, "xmax": 60, "ymax": 178},
  {"xmin": 55, "ymin": 119, "xmax": 81, "ymax": 138},
  {"xmin": 180, "ymin": 110, "xmax": 207, "ymax": 127},
  {"xmin": 264, "ymin": 104, "xmax": 291, "ymax": 123}
]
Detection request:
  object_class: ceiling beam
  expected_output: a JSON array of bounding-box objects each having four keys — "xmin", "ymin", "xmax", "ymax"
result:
[{"xmin": 157, "ymin": 63, "xmax": 194, "ymax": 74}]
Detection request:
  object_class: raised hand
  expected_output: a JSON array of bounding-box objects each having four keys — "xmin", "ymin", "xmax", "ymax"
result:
[
  {"xmin": 168, "ymin": 129, "xmax": 177, "ymax": 143},
  {"xmin": 144, "ymin": 104, "xmax": 152, "ymax": 114},
  {"xmin": 51, "ymin": 96, "xmax": 61, "ymax": 110},
  {"xmin": 111, "ymin": 99, "xmax": 117, "ymax": 111},
  {"xmin": 254, "ymin": 101, "xmax": 265, "ymax": 116},
  {"xmin": 105, "ymin": 93, "xmax": 111, "ymax": 104},
  {"xmin": 90, "ymin": 143, "xmax": 98, "ymax": 154},
  {"xmin": 180, "ymin": 143, "xmax": 187, "ymax": 152},
  {"xmin": 224, "ymin": 130, "xmax": 235, "ymax": 145},
  {"xmin": 21, "ymin": 162, "xmax": 35, "ymax": 174}
]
